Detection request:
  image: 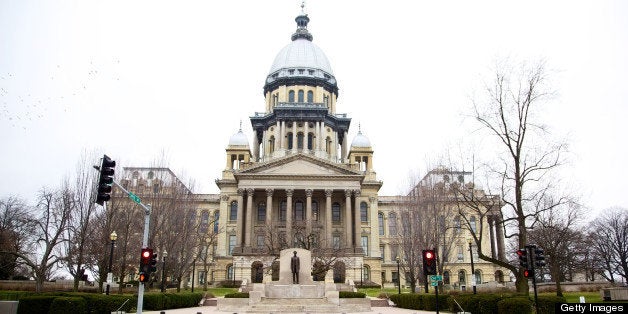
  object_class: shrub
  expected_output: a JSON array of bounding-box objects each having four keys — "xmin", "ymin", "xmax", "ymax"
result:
[
  {"xmin": 497, "ymin": 297, "xmax": 532, "ymax": 314},
  {"xmin": 49, "ymin": 297, "xmax": 87, "ymax": 314},
  {"xmin": 142, "ymin": 292, "xmax": 204, "ymax": 310},
  {"xmin": 81, "ymin": 294, "xmax": 135, "ymax": 314},
  {"xmin": 477, "ymin": 294, "xmax": 505, "ymax": 314},
  {"xmin": 224, "ymin": 292, "xmax": 249, "ymax": 298},
  {"xmin": 390, "ymin": 293, "xmax": 422, "ymax": 310},
  {"xmin": 17, "ymin": 295, "xmax": 57, "ymax": 314},
  {"xmin": 339, "ymin": 291, "xmax": 366, "ymax": 298},
  {"xmin": 377, "ymin": 292, "xmax": 390, "ymax": 299},
  {"xmin": 422, "ymin": 294, "xmax": 449, "ymax": 311},
  {"xmin": 537, "ymin": 295, "xmax": 566, "ymax": 314}
]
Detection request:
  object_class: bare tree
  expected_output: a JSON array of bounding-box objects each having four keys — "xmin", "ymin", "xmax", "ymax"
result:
[
  {"xmin": 13, "ymin": 187, "xmax": 72, "ymax": 292},
  {"xmin": 0, "ymin": 196, "xmax": 34, "ymax": 279},
  {"xmin": 589, "ymin": 208, "xmax": 628, "ymax": 283},
  {"xmin": 60, "ymin": 152, "xmax": 103, "ymax": 291},
  {"xmin": 528, "ymin": 198, "xmax": 582, "ymax": 296},
  {"xmin": 468, "ymin": 59, "xmax": 567, "ymax": 294}
]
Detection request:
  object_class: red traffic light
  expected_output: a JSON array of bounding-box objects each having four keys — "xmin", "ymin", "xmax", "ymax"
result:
[
  {"xmin": 139, "ymin": 272, "xmax": 148, "ymax": 283},
  {"xmin": 142, "ymin": 250, "xmax": 151, "ymax": 259},
  {"xmin": 425, "ymin": 251, "xmax": 434, "ymax": 260}
]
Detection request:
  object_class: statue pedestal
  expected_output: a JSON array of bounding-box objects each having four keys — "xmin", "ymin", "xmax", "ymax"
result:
[{"xmin": 265, "ymin": 282, "xmax": 326, "ymax": 298}]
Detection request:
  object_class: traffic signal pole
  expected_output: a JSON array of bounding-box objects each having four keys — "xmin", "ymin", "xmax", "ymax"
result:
[{"xmin": 111, "ymin": 180, "xmax": 152, "ymax": 314}]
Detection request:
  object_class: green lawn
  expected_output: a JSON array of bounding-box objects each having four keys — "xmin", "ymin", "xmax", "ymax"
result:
[
  {"xmin": 357, "ymin": 287, "xmax": 412, "ymax": 297},
  {"xmin": 195, "ymin": 287, "xmax": 237, "ymax": 297}
]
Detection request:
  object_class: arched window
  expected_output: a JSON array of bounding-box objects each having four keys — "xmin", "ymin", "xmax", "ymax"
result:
[
  {"xmin": 307, "ymin": 133, "xmax": 313, "ymax": 150},
  {"xmin": 257, "ymin": 202, "xmax": 266, "ymax": 222},
  {"xmin": 458, "ymin": 270, "xmax": 466, "ymax": 285},
  {"xmin": 494, "ymin": 270, "xmax": 504, "ymax": 283},
  {"xmin": 362, "ymin": 265, "xmax": 370, "ymax": 281},
  {"xmin": 378, "ymin": 212, "xmax": 384, "ymax": 235},
  {"xmin": 279, "ymin": 201, "xmax": 287, "ymax": 221},
  {"xmin": 360, "ymin": 202, "xmax": 368, "ymax": 222},
  {"xmin": 474, "ymin": 270, "xmax": 482, "ymax": 285},
  {"xmin": 287, "ymin": 132, "xmax": 293, "ymax": 149},
  {"xmin": 288, "ymin": 90, "xmax": 295, "ymax": 102},
  {"xmin": 307, "ymin": 90, "xmax": 313, "ymax": 103},
  {"xmin": 298, "ymin": 90, "xmax": 304, "ymax": 102},
  {"xmin": 470, "ymin": 216, "xmax": 477, "ymax": 233},
  {"xmin": 294, "ymin": 200, "xmax": 304, "ymax": 221},
  {"xmin": 332, "ymin": 203, "xmax": 341, "ymax": 222},
  {"xmin": 268, "ymin": 136, "xmax": 275, "ymax": 154},
  {"xmin": 297, "ymin": 132, "xmax": 304, "ymax": 149},
  {"xmin": 388, "ymin": 212, "xmax": 398, "ymax": 235},
  {"xmin": 443, "ymin": 271, "xmax": 451, "ymax": 284},
  {"xmin": 230, "ymin": 201, "xmax": 237, "ymax": 221}
]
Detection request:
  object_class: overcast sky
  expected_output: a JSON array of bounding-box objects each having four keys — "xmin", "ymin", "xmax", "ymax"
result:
[{"xmin": 1, "ymin": 0, "xmax": 626, "ymax": 220}]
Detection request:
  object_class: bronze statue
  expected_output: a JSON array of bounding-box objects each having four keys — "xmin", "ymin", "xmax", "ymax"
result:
[{"xmin": 290, "ymin": 251, "xmax": 300, "ymax": 284}]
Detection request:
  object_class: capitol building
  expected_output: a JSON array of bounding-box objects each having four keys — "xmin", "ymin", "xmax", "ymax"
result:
[{"xmin": 118, "ymin": 8, "xmax": 507, "ymax": 291}]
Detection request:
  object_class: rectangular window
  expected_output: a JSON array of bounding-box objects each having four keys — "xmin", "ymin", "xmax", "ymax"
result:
[
  {"xmin": 257, "ymin": 235, "xmax": 265, "ymax": 248},
  {"xmin": 457, "ymin": 245, "xmax": 464, "ymax": 262},
  {"xmin": 380, "ymin": 246, "xmax": 385, "ymax": 261},
  {"xmin": 381, "ymin": 271, "xmax": 386, "ymax": 283},
  {"xmin": 199, "ymin": 271, "xmax": 206, "ymax": 284},
  {"xmin": 378, "ymin": 214, "xmax": 384, "ymax": 235},
  {"xmin": 229, "ymin": 235, "xmax": 236, "ymax": 255},
  {"xmin": 279, "ymin": 201, "xmax": 287, "ymax": 221},
  {"xmin": 361, "ymin": 236, "xmax": 369, "ymax": 255},
  {"xmin": 257, "ymin": 203, "xmax": 266, "ymax": 222},
  {"xmin": 391, "ymin": 245, "xmax": 398, "ymax": 261},
  {"xmin": 333, "ymin": 235, "xmax": 340, "ymax": 249}
]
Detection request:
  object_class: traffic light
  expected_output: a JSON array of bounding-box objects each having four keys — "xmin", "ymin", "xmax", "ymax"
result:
[
  {"xmin": 96, "ymin": 155, "xmax": 116, "ymax": 205},
  {"xmin": 150, "ymin": 253, "xmax": 158, "ymax": 273},
  {"xmin": 139, "ymin": 248, "xmax": 152, "ymax": 283},
  {"xmin": 523, "ymin": 269, "xmax": 534, "ymax": 278},
  {"xmin": 534, "ymin": 247, "xmax": 546, "ymax": 267},
  {"xmin": 517, "ymin": 249, "xmax": 528, "ymax": 269},
  {"xmin": 422, "ymin": 249, "xmax": 437, "ymax": 275}
]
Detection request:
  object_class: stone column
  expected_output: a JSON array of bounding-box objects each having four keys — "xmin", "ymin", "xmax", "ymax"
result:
[
  {"xmin": 304, "ymin": 122, "xmax": 309, "ymax": 152},
  {"xmin": 266, "ymin": 189, "xmax": 274, "ymax": 226},
  {"xmin": 236, "ymin": 189, "xmax": 245, "ymax": 246},
  {"xmin": 305, "ymin": 189, "xmax": 313, "ymax": 235},
  {"xmin": 342, "ymin": 131, "xmax": 348, "ymax": 162},
  {"xmin": 354, "ymin": 190, "xmax": 361, "ymax": 250},
  {"xmin": 320, "ymin": 121, "xmax": 325, "ymax": 151},
  {"xmin": 275, "ymin": 121, "xmax": 281, "ymax": 153},
  {"xmin": 488, "ymin": 216, "xmax": 497, "ymax": 260},
  {"xmin": 495, "ymin": 216, "xmax": 506, "ymax": 261},
  {"xmin": 344, "ymin": 189, "xmax": 353, "ymax": 248},
  {"xmin": 325, "ymin": 189, "xmax": 333, "ymax": 246},
  {"xmin": 286, "ymin": 189, "xmax": 294, "ymax": 243},
  {"xmin": 280, "ymin": 121, "xmax": 286, "ymax": 150},
  {"xmin": 252, "ymin": 131, "xmax": 259, "ymax": 162},
  {"xmin": 292, "ymin": 122, "xmax": 297, "ymax": 152},
  {"xmin": 333, "ymin": 132, "xmax": 339, "ymax": 161},
  {"xmin": 245, "ymin": 188, "xmax": 254, "ymax": 247}
]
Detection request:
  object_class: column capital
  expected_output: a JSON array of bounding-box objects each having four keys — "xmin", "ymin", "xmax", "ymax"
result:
[
  {"xmin": 354, "ymin": 190, "xmax": 361, "ymax": 197},
  {"xmin": 246, "ymin": 188, "xmax": 255, "ymax": 195},
  {"xmin": 221, "ymin": 194, "xmax": 230, "ymax": 201},
  {"xmin": 237, "ymin": 188, "xmax": 245, "ymax": 196},
  {"xmin": 325, "ymin": 189, "xmax": 333, "ymax": 198},
  {"xmin": 369, "ymin": 196, "xmax": 377, "ymax": 203},
  {"xmin": 305, "ymin": 189, "xmax": 313, "ymax": 197},
  {"xmin": 344, "ymin": 189, "xmax": 352, "ymax": 198},
  {"xmin": 286, "ymin": 189, "xmax": 294, "ymax": 197},
  {"xmin": 266, "ymin": 188, "xmax": 274, "ymax": 197}
]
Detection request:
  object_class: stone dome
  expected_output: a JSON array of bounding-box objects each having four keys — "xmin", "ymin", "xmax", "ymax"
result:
[
  {"xmin": 351, "ymin": 131, "xmax": 372, "ymax": 148},
  {"xmin": 269, "ymin": 38, "xmax": 334, "ymax": 76},
  {"xmin": 228, "ymin": 129, "xmax": 249, "ymax": 147}
]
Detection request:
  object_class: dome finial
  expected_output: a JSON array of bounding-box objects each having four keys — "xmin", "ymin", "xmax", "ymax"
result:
[
  {"xmin": 239, "ymin": 119, "xmax": 243, "ymax": 132},
  {"xmin": 358, "ymin": 122, "xmax": 362, "ymax": 134},
  {"xmin": 292, "ymin": 2, "xmax": 313, "ymax": 41}
]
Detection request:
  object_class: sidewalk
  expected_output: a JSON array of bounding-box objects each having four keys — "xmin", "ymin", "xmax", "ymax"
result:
[{"xmin": 142, "ymin": 305, "xmax": 439, "ymax": 314}]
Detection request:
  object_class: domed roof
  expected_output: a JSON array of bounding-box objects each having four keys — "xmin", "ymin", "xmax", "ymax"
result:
[
  {"xmin": 269, "ymin": 39, "xmax": 334, "ymax": 75},
  {"xmin": 228, "ymin": 129, "xmax": 249, "ymax": 147},
  {"xmin": 264, "ymin": 13, "xmax": 338, "ymax": 94},
  {"xmin": 351, "ymin": 131, "xmax": 372, "ymax": 148}
]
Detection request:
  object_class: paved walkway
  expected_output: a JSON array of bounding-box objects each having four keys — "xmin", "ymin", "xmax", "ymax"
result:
[{"xmin": 141, "ymin": 306, "xmax": 440, "ymax": 314}]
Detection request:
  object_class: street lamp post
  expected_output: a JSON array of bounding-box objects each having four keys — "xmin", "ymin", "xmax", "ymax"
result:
[
  {"xmin": 396, "ymin": 257, "xmax": 401, "ymax": 294},
  {"xmin": 468, "ymin": 239, "xmax": 477, "ymax": 294},
  {"xmin": 161, "ymin": 250, "xmax": 167, "ymax": 293},
  {"xmin": 106, "ymin": 231, "xmax": 117, "ymax": 295},
  {"xmin": 360, "ymin": 263, "xmax": 363, "ymax": 288}
]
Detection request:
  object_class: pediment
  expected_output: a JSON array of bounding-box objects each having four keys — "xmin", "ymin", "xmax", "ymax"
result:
[{"xmin": 238, "ymin": 154, "xmax": 361, "ymax": 177}]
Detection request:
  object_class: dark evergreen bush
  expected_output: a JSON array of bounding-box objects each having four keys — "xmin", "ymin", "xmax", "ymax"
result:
[
  {"xmin": 497, "ymin": 297, "xmax": 533, "ymax": 314},
  {"xmin": 389, "ymin": 293, "xmax": 422, "ymax": 310},
  {"xmin": 422, "ymin": 294, "xmax": 449, "ymax": 311},
  {"xmin": 16, "ymin": 295, "xmax": 56, "ymax": 314},
  {"xmin": 536, "ymin": 295, "xmax": 567, "ymax": 314},
  {"xmin": 224, "ymin": 292, "xmax": 249, "ymax": 298},
  {"xmin": 49, "ymin": 296, "xmax": 87, "ymax": 314},
  {"xmin": 339, "ymin": 291, "xmax": 366, "ymax": 298}
]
